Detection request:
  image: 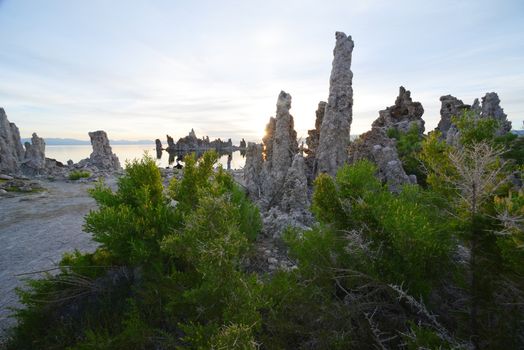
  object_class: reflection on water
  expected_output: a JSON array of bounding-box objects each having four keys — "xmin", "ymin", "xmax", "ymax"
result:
[{"xmin": 45, "ymin": 144, "xmax": 246, "ymax": 170}]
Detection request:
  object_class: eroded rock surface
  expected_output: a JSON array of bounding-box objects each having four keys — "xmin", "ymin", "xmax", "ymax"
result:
[
  {"xmin": 316, "ymin": 32, "xmax": 354, "ymax": 176},
  {"xmin": 166, "ymin": 135, "xmax": 175, "ymax": 151},
  {"xmin": 0, "ymin": 108, "xmax": 24, "ymax": 174},
  {"xmin": 280, "ymin": 154, "xmax": 309, "ymax": 214},
  {"xmin": 87, "ymin": 130, "xmax": 121, "ymax": 170},
  {"xmin": 267, "ymin": 91, "xmax": 298, "ymax": 187},
  {"xmin": 239, "ymin": 138, "xmax": 247, "ymax": 149},
  {"xmin": 372, "ymin": 86, "xmax": 425, "ymax": 135},
  {"xmin": 244, "ymin": 91, "xmax": 310, "ymax": 237},
  {"xmin": 349, "ymin": 128, "xmax": 411, "ymax": 192},
  {"xmin": 437, "ymin": 95, "xmax": 469, "ymax": 139},
  {"xmin": 244, "ymin": 142, "xmax": 264, "ymax": 199},
  {"xmin": 481, "ymin": 92, "xmax": 511, "ymax": 136},
  {"xmin": 164, "ymin": 130, "xmax": 236, "ymax": 153},
  {"xmin": 262, "ymin": 117, "xmax": 276, "ymax": 162},
  {"xmin": 305, "ymin": 101, "xmax": 327, "ymax": 180},
  {"xmin": 155, "ymin": 139, "xmax": 163, "ymax": 158},
  {"xmin": 436, "ymin": 92, "xmax": 512, "ymax": 145},
  {"xmin": 21, "ymin": 133, "xmax": 46, "ymax": 175}
]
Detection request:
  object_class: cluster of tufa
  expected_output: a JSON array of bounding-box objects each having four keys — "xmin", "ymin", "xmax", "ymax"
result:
[
  {"xmin": 0, "ymin": 107, "xmax": 121, "ymax": 180},
  {"xmin": 244, "ymin": 32, "xmax": 355, "ymax": 237},
  {"xmin": 244, "ymin": 30, "xmax": 514, "ymax": 239}
]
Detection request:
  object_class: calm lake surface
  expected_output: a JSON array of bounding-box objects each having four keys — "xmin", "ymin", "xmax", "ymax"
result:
[{"xmin": 46, "ymin": 145, "xmax": 247, "ymax": 170}]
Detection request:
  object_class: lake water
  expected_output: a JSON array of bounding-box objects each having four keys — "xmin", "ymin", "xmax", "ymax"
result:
[{"xmin": 46, "ymin": 145, "xmax": 247, "ymax": 170}]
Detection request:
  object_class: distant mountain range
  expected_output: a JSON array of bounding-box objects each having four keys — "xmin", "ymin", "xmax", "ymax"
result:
[
  {"xmin": 21, "ymin": 138, "xmax": 154, "ymax": 145},
  {"xmin": 512, "ymin": 130, "xmax": 524, "ymax": 136}
]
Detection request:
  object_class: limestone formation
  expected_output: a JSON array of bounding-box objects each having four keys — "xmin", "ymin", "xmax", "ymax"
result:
[
  {"xmin": 437, "ymin": 95, "xmax": 469, "ymax": 139},
  {"xmin": 436, "ymin": 92, "xmax": 512, "ymax": 145},
  {"xmin": 348, "ymin": 88, "xmax": 420, "ymax": 191},
  {"xmin": 188, "ymin": 128, "xmax": 197, "ymax": 140},
  {"xmin": 155, "ymin": 139, "xmax": 163, "ymax": 158},
  {"xmin": 227, "ymin": 153, "xmax": 232, "ymax": 170},
  {"xmin": 316, "ymin": 32, "xmax": 354, "ymax": 176},
  {"xmin": 268, "ymin": 91, "xmax": 298, "ymax": 183},
  {"xmin": 481, "ymin": 92, "xmax": 511, "ymax": 135},
  {"xmin": 243, "ymin": 143, "xmax": 263, "ymax": 198},
  {"xmin": 243, "ymin": 91, "xmax": 310, "ymax": 236},
  {"xmin": 166, "ymin": 135, "xmax": 175, "ymax": 151},
  {"xmin": 306, "ymin": 101, "xmax": 327, "ymax": 155},
  {"xmin": 87, "ymin": 131, "xmax": 121, "ymax": 170},
  {"xmin": 0, "ymin": 108, "xmax": 24, "ymax": 174},
  {"xmin": 262, "ymin": 117, "xmax": 276, "ymax": 161},
  {"xmin": 239, "ymin": 138, "xmax": 247, "ymax": 149},
  {"xmin": 348, "ymin": 128, "xmax": 410, "ymax": 192},
  {"xmin": 280, "ymin": 154, "xmax": 309, "ymax": 213},
  {"xmin": 21, "ymin": 133, "xmax": 46, "ymax": 175},
  {"xmin": 164, "ymin": 130, "xmax": 236, "ymax": 153},
  {"xmin": 372, "ymin": 86, "xmax": 425, "ymax": 135}
]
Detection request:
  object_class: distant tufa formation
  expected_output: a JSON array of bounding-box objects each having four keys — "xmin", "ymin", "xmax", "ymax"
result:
[
  {"xmin": 157, "ymin": 129, "xmax": 235, "ymax": 154},
  {"xmin": 438, "ymin": 92, "xmax": 511, "ymax": 145},
  {"xmin": 78, "ymin": 131, "xmax": 121, "ymax": 170},
  {"xmin": 0, "ymin": 107, "xmax": 121, "ymax": 179},
  {"xmin": 244, "ymin": 31, "xmax": 514, "ymax": 236}
]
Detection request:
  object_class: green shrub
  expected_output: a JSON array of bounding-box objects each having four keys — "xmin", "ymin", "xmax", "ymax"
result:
[
  {"xmin": 6, "ymin": 151, "xmax": 263, "ymax": 349},
  {"xmin": 312, "ymin": 160, "xmax": 452, "ymax": 297},
  {"xmin": 84, "ymin": 155, "xmax": 176, "ymax": 265},
  {"xmin": 68, "ymin": 170, "xmax": 91, "ymax": 180},
  {"xmin": 453, "ymin": 109, "xmax": 499, "ymax": 146},
  {"xmin": 388, "ymin": 124, "xmax": 426, "ymax": 184}
]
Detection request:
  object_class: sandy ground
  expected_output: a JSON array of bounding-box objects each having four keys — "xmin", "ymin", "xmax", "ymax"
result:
[{"xmin": 0, "ymin": 179, "xmax": 109, "ymax": 336}]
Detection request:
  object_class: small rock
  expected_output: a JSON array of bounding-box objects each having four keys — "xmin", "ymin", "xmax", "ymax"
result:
[
  {"xmin": 0, "ymin": 189, "xmax": 7, "ymax": 194},
  {"xmin": 0, "ymin": 174, "xmax": 13, "ymax": 180}
]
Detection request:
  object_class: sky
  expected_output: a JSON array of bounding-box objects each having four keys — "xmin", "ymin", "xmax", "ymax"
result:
[{"xmin": 0, "ymin": 0, "xmax": 523, "ymax": 143}]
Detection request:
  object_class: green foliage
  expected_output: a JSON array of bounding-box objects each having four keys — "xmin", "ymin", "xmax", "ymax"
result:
[
  {"xmin": 496, "ymin": 132, "xmax": 524, "ymax": 165},
  {"xmin": 421, "ymin": 117, "xmax": 524, "ymax": 348},
  {"xmin": 388, "ymin": 124, "xmax": 426, "ymax": 184},
  {"xmin": 210, "ymin": 323, "xmax": 259, "ymax": 349},
  {"xmin": 494, "ymin": 190, "xmax": 524, "ymax": 274},
  {"xmin": 420, "ymin": 131, "xmax": 456, "ymax": 197},
  {"xmin": 168, "ymin": 151, "xmax": 218, "ymax": 217},
  {"xmin": 6, "ymin": 151, "xmax": 263, "ymax": 349},
  {"xmin": 453, "ymin": 109, "xmax": 499, "ymax": 145},
  {"xmin": 311, "ymin": 173, "xmax": 346, "ymax": 227},
  {"xmin": 6, "ymin": 123, "xmax": 520, "ymax": 349},
  {"xmin": 84, "ymin": 155, "xmax": 177, "ymax": 265},
  {"xmin": 68, "ymin": 170, "xmax": 91, "ymax": 180},
  {"xmin": 311, "ymin": 160, "xmax": 452, "ymax": 297},
  {"xmin": 403, "ymin": 323, "xmax": 451, "ymax": 350}
]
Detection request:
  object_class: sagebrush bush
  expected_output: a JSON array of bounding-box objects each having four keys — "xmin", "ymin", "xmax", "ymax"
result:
[{"xmin": 68, "ymin": 170, "xmax": 91, "ymax": 180}]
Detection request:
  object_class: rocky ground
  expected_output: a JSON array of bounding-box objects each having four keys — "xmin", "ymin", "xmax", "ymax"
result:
[{"xmin": 0, "ymin": 178, "xmax": 117, "ymax": 337}]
